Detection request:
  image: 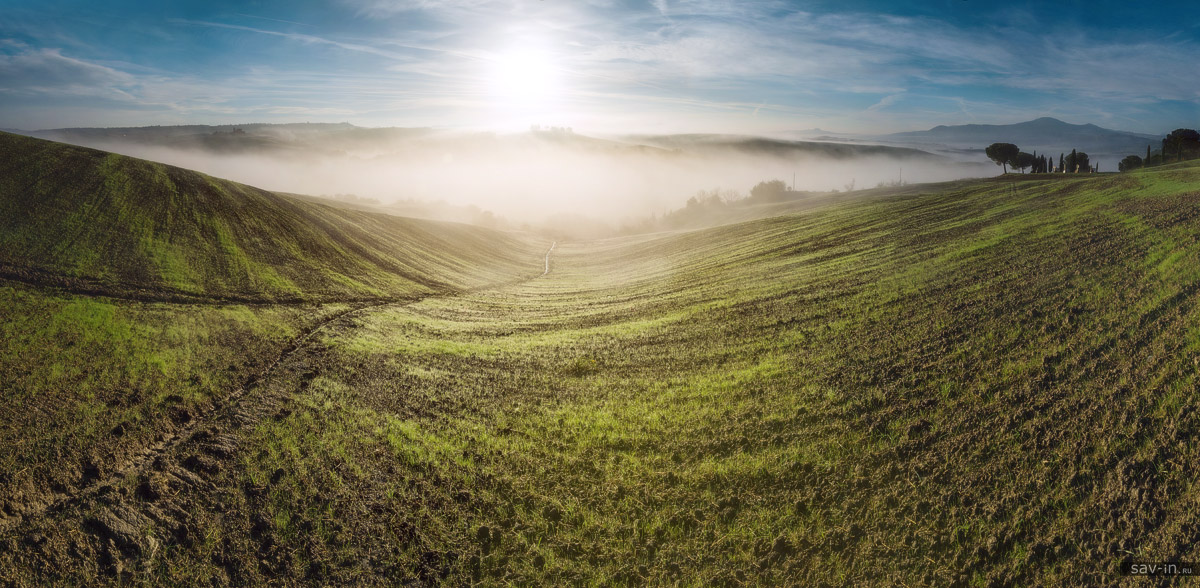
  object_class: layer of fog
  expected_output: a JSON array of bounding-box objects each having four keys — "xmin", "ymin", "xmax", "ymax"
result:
[{"xmin": 38, "ymin": 128, "xmax": 994, "ymax": 230}]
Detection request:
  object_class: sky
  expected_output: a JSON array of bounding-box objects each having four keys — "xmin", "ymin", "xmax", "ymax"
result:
[{"xmin": 1, "ymin": 0, "xmax": 1198, "ymax": 135}]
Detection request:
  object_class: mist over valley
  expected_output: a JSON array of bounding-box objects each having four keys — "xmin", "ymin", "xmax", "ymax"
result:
[{"xmin": 20, "ymin": 123, "xmax": 995, "ymax": 230}]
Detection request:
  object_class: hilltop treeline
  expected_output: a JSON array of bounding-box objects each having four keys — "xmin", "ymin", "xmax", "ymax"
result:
[
  {"xmin": 985, "ymin": 142, "xmax": 1095, "ymax": 173},
  {"xmin": 617, "ymin": 178, "xmax": 904, "ymax": 234},
  {"xmin": 985, "ymin": 128, "xmax": 1200, "ymax": 175},
  {"xmin": 1117, "ymin": 128, "xmax": 1200, "ymax": 171}
]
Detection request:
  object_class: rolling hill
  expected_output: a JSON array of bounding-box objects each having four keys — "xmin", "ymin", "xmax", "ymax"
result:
[
  {"xmin": 21, "ymin": 124, "xmax": 660, "ymax": 159},
  {"xmin": 25, "ymin": 123, "xmax": 943, "ymax": 162},
  {"xmin": 625, "ymin": 132, "xmax": 950, "ymax": 161},
  {"xmin": 0, "ymin": 131, "xmax": 545, "ymax": 302},
  {"xmin": 0, "ymin": 133, "xmax": 554, "ymax": 584},
  {"xmin": 2, "ymin": 132, "xmax": 1200, "ymax": 585},
  {"xmin": 9, "ymin": 125, "xmax": 998, "ymax": 230},
  {"xmin": 216, "ymin": 159, "xmax": 1197, "ymax": 587}
]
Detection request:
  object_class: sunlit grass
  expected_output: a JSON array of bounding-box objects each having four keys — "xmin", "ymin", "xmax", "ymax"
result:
[
  {"xmin": 6, "ymin": 153, "xmax": 1200, "ymax": 585},
  {"xmin": 214, "ymin": 160, "xmax": 1200, "ymax": 585}
]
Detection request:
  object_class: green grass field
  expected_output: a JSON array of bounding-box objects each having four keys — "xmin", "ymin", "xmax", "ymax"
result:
[
  {"xmin": 2, "ymin": 132, "xmax": 1200, "ymax": 586},
  {"xmin": 0, "ymin": 132, "xmax": 546, "ymax": 301}
]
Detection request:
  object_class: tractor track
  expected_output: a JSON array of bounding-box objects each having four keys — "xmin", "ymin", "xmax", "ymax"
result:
[
  {"xmin": 543, "ymin": 241, "xmax": 556, "ymax": 275},
  {"xmin": 0, "ymin": 242, "xmax": 558, "ymax": 561},
  {"xmin": 0, "ymin": 300, "xmax": 392, "ymax": 534}
]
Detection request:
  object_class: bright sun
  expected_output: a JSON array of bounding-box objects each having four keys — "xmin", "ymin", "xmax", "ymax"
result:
[{"xmin": 486, "ymin": 47, "xmax": 564, "ymax": 123}]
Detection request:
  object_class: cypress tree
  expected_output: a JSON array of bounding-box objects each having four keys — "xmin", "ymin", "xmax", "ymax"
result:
[{"xmin": 1059, "ymin": 153, "xmax": 1065, "ymax": 173}]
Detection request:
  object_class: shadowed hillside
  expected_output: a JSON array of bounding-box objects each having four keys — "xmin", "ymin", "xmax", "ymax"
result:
[{"xmin": 0, "ymin": 132, "xmax": 545, "ymax": 302}]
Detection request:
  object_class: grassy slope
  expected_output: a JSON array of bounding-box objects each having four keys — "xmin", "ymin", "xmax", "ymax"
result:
[
  {"xmin": 37, "ymin": 161, "xmax": 1191, "ymax": 586},
  {"xmin": 4, "ymin": 137, "xmax": 1200, "ymax": 586},
  {"xmin": 0, "ymin": 133, "xmax": 549, "ymax": 547},
  {"xmin": 0, "ymin": 284, "xmax": 353, "ymax": 526},
  {"xmin": 0, "ymin": 131, "xmax": 545, "ymax": 301}
]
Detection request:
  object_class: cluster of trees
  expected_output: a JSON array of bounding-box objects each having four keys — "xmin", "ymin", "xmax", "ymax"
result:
[
  {"xmin": 986, "ymin": 127, "xmax": 1200, "ymax": 176},
  {"xmin": 615, "ymin": 187, "xmax": 744, "ymax": 234},
  {"xmin": 985, "ymin": 143, "xmax": 1081, "ymax": 174},
  {"xmin": 620, "ymin": 179, "xmax": 799, "ymax": 234},
  {"xmin": 529, "ymin": 125, "xmax": 574, "ymax": 134},
  {"xmin": 686, "ymin": 187, "xmax": 742, "ymax": 208},
  {"xmin": 1063, "ymin": 149, "xmax": 1091, "ymax": 174},
  {"xmin": 1118, "ymin": 129, "xmax": 1200, "ymax": 172},
  {"xmin": 749, "ymin": 179, "xmax": 788, "ymax": 202}
]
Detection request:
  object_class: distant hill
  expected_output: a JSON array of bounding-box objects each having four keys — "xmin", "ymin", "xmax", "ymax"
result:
[
  {"xmin": 625, "ymin": 133, "xmax": 948, "ymax": 161},
  {"xmin": 21, "ymin": 123, "xmax": 667, "ymax": 158},
  {"xmin": 886, "ymin": 117, "xmax": 1161, "ymax": 168},
  {"xmin": 0, "ymin": 132, "xmax": 544, "ymax": 302},
  {"xmin": 7, "ymin": 124, "xmax": 993, "ymax": 228},
  {"xmin": 24, "ymin": 123, "xmax": 439, "ymax": 156},
  {"xmin": 21, "ymin": 123, "xmax": 947, "ymax": 162},
  {"xmin": 20, "ymin": 120, "xmax": 1165, "ymax": 169}
]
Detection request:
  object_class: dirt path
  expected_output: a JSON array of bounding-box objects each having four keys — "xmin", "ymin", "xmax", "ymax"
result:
[
  {"xmin": 543, "ymin": 241, "xmax": 557, "ymax": 276},
  {"xmin": 0, "ymin": 240, "xmax": 558, "ymax": 578},
  {"xmin": 0, "ymin": 301, "xmax": 393, "ymax": 534}
]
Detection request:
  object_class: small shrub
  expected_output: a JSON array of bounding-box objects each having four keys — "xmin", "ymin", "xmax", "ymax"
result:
[{"xmin": 564, "ymin": 357, "xmax": 598, "ymax": 377}]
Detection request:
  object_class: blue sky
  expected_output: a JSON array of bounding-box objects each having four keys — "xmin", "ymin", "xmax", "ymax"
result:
[{"xmin": 1, "ymin": 0, "xmax": 1197, "ymax": 134}]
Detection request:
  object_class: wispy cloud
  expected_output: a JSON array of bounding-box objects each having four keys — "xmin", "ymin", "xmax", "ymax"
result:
[
  {"xmin": 168, "ymin": 19, "xmax": 418, "ymax": 62},
  {"xmin": 867, "ymin": 93, "xmax": 904, "ymax": 112},
  {"xmin": 0, "ymin": 2, "xmax": 1196, "ymax": 133},
  {"xmin": 0, "ymin": 47, "xmax": 136, "ymax": 100},
  {"xmin": 342, "ymin": 0, "xmax": 494, "ymax": 20},
  {"xmin": 232, "ymin": 13, "xmax": 317, "ymax": 28}
]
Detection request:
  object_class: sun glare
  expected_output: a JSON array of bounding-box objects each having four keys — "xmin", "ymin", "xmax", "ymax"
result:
[{"xmin": 486, "ymin": 47, "xmax": 564, "ymax": 125}]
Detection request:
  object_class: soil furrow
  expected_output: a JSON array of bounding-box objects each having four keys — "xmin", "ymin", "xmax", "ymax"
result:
[
  {"xmin": 0, "ymin": 302, "xmax": 388, "ymax": 533},
  {"xmin": 0, "ymin": 242, "xmax": 556, "ymax": 543}
]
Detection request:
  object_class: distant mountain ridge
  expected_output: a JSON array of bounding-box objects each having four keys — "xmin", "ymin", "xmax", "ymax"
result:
[
  {"xmin": 894, "ymin": 117, "xmax": 1157, "ymax": 139},
  {"xmin": 887, "ymin": 118, "xmax": 1161, "ymax": 167}
]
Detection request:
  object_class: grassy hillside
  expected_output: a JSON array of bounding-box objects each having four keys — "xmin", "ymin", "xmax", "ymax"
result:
[
  {"xmin": 0, "ymin": 133, "xmax": 552, "ymax": 569},
  {"xmin": 218, "ymin": 161, "xmax": 1200, "ymax": 587},
  {"xmin": 0, "ymin": 131, "xmax": 545, "ymax": 302},
  {"xmin": 0, "ymin": 286, "xmax": 347, "ymax": 527},
  {"xmin": 5, "ymin": 158, "xmax": 1199, "ymax": 585},
  {"xmin": 240, "ymin": 161, "xmax": 1198, "ymax": 587}
]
